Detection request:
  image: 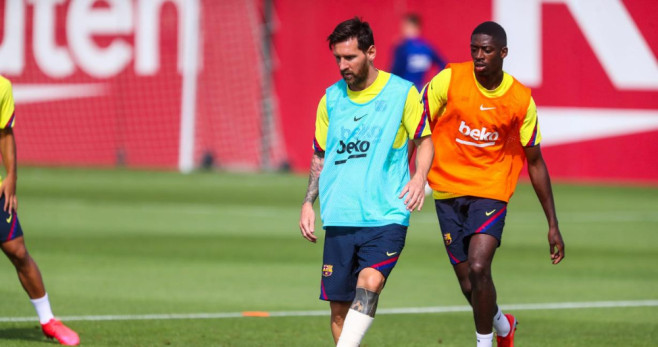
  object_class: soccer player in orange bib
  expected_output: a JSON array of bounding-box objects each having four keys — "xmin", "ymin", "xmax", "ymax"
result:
[
  {"xmin": 421, "ymin": 21, "xmax": 565, "ymax": 347},
  {"xmin": 0, "ymin": 76, "xmax": 79, "ymax": 345}
]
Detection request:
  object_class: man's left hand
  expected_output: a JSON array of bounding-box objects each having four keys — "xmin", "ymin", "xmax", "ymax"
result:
[{"xmin": 399, "ymin": 176, "xmax": 426, "ymax": 211}]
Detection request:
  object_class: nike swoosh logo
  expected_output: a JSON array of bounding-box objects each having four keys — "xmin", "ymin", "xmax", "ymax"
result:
[
  {"xmin": 485, "ymin": 209, "xmax": 496, "ymax": 216},
  {"xmin": 353, "ymin": 114, "xmax": 367, "ymax": 121},
  {"xmin": 6, "ymin": 213, "xmax": 12, "ymax": 223},
  {"xmin": 480, "ymin": 104, "xmax": 496, "ymax": 111},
  {"xmin": 386, "ymin": 251, "xmax": 398, "ymax": 257}
]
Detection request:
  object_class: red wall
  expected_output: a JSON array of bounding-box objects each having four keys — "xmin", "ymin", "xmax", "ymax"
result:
[
  {"xmin": 274, "ymin": 0, "xmax": 658, "ymax": 183},
  {"xmin": 274, "ymin": 0, "xmax": 491, "ymax": 172},
  {"xmin": 0, "ymin": 0, "xmax": 266, "ymax": 169},
  {"xmin": 1, "ymin": 0, "xmax": 656, "ymax": 182}
]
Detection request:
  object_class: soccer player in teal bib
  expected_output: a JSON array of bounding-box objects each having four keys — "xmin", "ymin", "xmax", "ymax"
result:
[{"xmin": 299, "ymin": 17, "xmax": 434, "ymax": 346}]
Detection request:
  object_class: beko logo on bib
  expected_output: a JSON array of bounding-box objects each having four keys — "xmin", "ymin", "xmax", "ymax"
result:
[
  {"xmin": 337, "ymin": 140, "xmax": 370, "ymax": 154},
  {"xmin": 334, "ymin": 139, "xmax": 369, "ymax": 165},
  {"xmin": 456, "ymin": 121, "xmax": 499, "ymax": 147}
]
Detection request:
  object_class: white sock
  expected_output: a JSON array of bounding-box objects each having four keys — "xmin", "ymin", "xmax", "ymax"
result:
[
  {"xmin": 493, "ymin": 307, "xmax": 511, "ymax": 337},
  {"xmin": 30, "ymin": 293, "xmax": 55, "ymax": 324},
  {"xmin": 476, "ymin": 332, "xmax": 494, "ymax": 347},
  {"xmin": 336, "ymin": 309, "xmax": 374, "ymax": 347}
]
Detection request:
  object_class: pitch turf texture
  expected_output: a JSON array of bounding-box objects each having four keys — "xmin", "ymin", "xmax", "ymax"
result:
[{"xmin": 0, "ymin": 167, "xmax": 656, "ymax": 346}]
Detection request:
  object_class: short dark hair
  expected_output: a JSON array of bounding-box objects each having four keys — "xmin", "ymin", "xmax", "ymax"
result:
[
  {"xmin": 327, "ymin": 17, "xmax": 374, "ymax": 52},
  {"xmin": 472, "ymin": 21, "xmax": 507, "ymax": 47},
  {"xmin": 403, "ymin": 13, "xmax": 421, "ymax": 27}
]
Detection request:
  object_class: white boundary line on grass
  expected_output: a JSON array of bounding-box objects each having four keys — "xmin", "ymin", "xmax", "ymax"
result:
[{"xmin": 1, "ymin": 300, "xmax": 657, "ymax": 323}]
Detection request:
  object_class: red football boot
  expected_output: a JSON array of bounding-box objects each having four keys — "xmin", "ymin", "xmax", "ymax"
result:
[
  {"xmin": 41, "ymin": 319, "xmax": 80, "ymax": 346},
  {"xmin": 496, "ymin": 314, "xmax": 517, "ymax": 347}
]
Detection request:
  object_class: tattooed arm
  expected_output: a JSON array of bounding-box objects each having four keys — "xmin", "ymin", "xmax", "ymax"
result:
[{"xmin": 299, "ymin": 151, "xmax": 324, "ymax": 243}]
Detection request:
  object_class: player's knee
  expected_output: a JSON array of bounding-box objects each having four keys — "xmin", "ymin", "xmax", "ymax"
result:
[
  {"xmin": 358, "ymin": 268, "xmax": 385, "ymax": 292},
  {"xmin": 5, "ymin": 244, "xmax": 30, "ymax": 267},
  {"xmin": 468, "ymin": 261, "xmax": 491, "ymax": 280},
  {"xmin": 362, "ymin": 275, "xmax": 385, "ymax": 292},
  {"xmin": 330, "ymin": 301, "xmax": 350, "ymax": 323}
]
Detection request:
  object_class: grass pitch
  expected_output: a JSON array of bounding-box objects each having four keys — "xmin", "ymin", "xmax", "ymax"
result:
[{"xmin": 0, "ymin": 167, "xmax": 657, "ymax": 346}]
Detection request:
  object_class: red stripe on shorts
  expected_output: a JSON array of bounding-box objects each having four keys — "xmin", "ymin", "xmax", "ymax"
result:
[{"xmin": 6, "ymin": 214, "xmax": 16, "ymax": 241}]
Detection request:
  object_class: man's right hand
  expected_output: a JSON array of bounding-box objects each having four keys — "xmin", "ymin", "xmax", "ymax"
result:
[
  {"xmin": 299, "ymin": 202, "xmax": 317, "ymax": 243},
  {"xmin": 0, "ymin": 173, "xmax": 17, "ymax": 212},
  {"xmin": 548, "ymin": 226, "xmax": 565, "ymax": 264}
]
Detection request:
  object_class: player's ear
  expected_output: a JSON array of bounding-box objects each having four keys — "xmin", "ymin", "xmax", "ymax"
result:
[
  {"xmin": 366, "ymin": 45, "xmax": 376, "ymax": 62},
  {"xmin": 500, "ymin": 46, "xmax": 508, "ymax": 59}
]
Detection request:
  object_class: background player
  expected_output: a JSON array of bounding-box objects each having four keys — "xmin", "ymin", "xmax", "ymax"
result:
[
  {"xmin": 299, "ymin": 17, "xmax": 433, "ymax": 346},
  {"xmin": 421, "ymin": 21, "xmax": 565, "ymax": 347},
  {"xmin": 0, "ymin": 76, "xmax": 80, "ymax": 346},
  {"xmin": 391, "ymin": 13, "xmax": 446, "ymax": 91}
]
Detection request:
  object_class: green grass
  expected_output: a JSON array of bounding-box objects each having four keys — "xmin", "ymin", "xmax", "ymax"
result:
[{"xmin": 0, "ymin": 167, "xmax": 657, "ymax": 346}]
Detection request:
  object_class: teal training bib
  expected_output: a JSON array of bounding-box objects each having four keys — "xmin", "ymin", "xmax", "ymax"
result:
[{"xmin": 319, "ymin": 75, "xmax": 413, "ymax": 227}]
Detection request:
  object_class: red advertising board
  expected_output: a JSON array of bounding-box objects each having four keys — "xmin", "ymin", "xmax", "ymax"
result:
[
  {"xmin": 274, "ymin": 0, "xmax": 658, "ymax": 183},
  {"xmin": 0, "ymin": 0, "xmax": 265, "ymax": 170},
  {"xmin": 1, "ymin": 0, "xmax": 656, "ymax": 183}
]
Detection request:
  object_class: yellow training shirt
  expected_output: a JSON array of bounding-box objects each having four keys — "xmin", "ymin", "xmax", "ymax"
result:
[
  {"xmin": 314, "ymin": 71, "xmax": 430, "ymax": 152},
  {"xmin": 0, "ymin": 76, "xmax": 15, "ymax": 130}
]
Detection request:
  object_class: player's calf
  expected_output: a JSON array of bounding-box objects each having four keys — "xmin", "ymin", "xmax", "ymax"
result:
[
  {"xmin": 337, "ymin": 288, "xmax": 379, "ymax": 347},
  {"xmin": 350, "ymin": 287, "xmax": 379, "ymax": 317}
]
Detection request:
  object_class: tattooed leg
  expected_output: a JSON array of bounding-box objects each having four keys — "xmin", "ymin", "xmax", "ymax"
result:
[{"xmin": 350, "ymin": 287, "xmax": 380, "ymax": 317}]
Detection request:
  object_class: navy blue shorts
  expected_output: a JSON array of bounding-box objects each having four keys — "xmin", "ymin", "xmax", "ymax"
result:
[
  {"xmin": 434, "ymin": 197, "xmax": 507, "ymax": 265},
  {"xmin": 0, "ymin": 196, "xmax": 23, "ymax": 243},
  {"xmin": 319, "ymin": 223, "xmax": 407, "ymax": 302}
]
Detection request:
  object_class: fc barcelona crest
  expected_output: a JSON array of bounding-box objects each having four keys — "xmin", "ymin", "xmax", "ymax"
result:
[
  {"xmin": 322, "ymin": 264, "xmax": 333, "ymax": 277},
  {"xmin": 443, "ymin": 233, "xmax": 452, "ymax": 246}
]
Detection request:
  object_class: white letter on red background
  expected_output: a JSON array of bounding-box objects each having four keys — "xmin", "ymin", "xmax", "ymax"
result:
[
  {"xmin": 67, "ymin": 0, "xmax": 134, "ymax": 78},
  {"xmin": 495, "ymin": 0, "xmax": 658, "ymax": 90},
  {"xmin": 31, "ymin": 0, "xmax": 75, "ymax": 78},
  {"xmin": 0, "ymin": 0, "xmax": 25, "ymax": 74}
]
